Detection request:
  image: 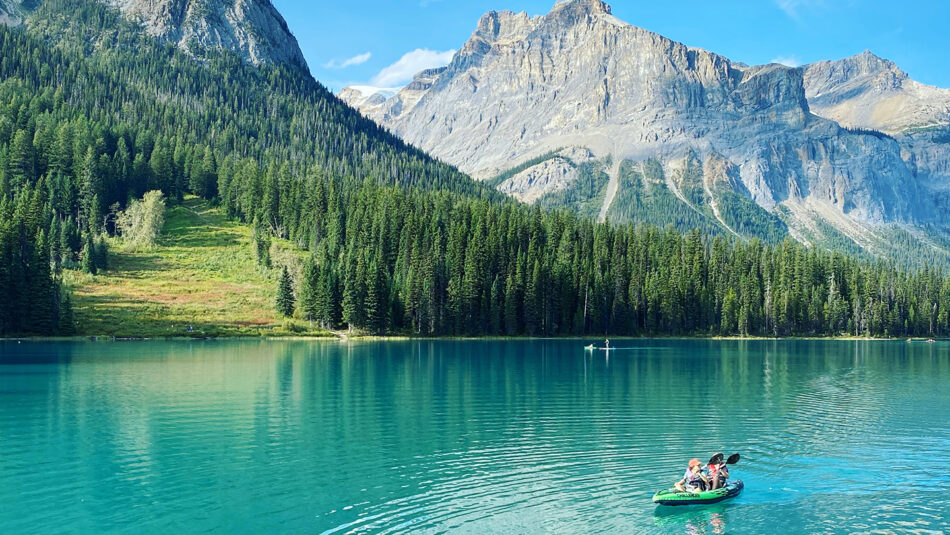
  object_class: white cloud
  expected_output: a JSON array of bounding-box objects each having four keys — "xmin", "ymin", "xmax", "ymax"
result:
[
  {"xmin": 323, "ymin": 52, "xmax": 372, "ymax": 70},
  {"xmin": 775, "ymin": 0, "xmax": 825, "ymax": 18},
  {"xmin": 371, "ymin": 49, "xmax": 456, "ymax": 87},
  {"xmin": 770, "ymin": 55, "xmax": 802, "ymax": 67}
]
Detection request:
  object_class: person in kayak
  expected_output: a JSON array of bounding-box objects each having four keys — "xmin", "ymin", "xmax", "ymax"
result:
[
  {"xmin": 674, "ymin": 458, "xmax": 708, "ymax": 493},
  {"xmin": 705, "ymin": 456, "xmax": 730, "ymax": 490}
]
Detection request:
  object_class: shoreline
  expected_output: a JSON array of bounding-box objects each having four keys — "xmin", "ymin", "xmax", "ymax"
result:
[{"xmin": 1, "ymin": 334, "xmax": 941, "ymax": 343}]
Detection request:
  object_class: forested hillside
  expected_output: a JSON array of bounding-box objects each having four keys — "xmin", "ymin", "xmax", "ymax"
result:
[
  {"xmin": 0, "ymin": 0, "xmax": 490, "ymax": 335},
  {"xmin": 2, "ymin": 0, "xmax": 949, "ymax": 338},
  {"xmin": 289, "ymin": 185, "xmax": 950, "ymax": 338}
]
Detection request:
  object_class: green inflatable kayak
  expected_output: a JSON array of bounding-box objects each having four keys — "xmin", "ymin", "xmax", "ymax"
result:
[{"xmin": 652, "ymin": 480, "xmax": 744, "ymax": 506}]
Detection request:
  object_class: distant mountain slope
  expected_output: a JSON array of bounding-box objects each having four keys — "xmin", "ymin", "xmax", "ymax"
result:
[
  {"xmin": 105, "ymin": 0, "xmax": 309, "ymax": 69},
  {"xmin": 803, "ymin": 52, "xmax": 950, "ymax": 221},
  {"xmin": 341, "ymin": 0, "xmax": 949, "ymax": 259},
  {"xmin": 804, "ymin": 51, "xmax": 950, "ymax": 135},
  {"xmin": 3, "ymin": 0, "xmax": 308, "ymax": 69},
  {"xmin": 9, "ymin": 0, "xmax": 490, "ymax": 199}
]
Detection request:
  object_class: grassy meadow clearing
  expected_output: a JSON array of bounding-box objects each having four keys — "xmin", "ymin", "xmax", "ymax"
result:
[{"xmin": 63, "ymin": 197, "xmax": 329, "ymax": 338}]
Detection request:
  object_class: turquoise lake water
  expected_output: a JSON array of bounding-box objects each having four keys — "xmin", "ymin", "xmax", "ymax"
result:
[{"xmin": 1, "ymin": 339, "xmax": 948, "ymax": 534}]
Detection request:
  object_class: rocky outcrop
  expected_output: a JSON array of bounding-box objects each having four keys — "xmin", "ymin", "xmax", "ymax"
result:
[
  {"xmin": 106, "ymin": 0, "xmax": 308, "ymax": 69},
  {"xmin": 804, "ymin": 51, "xmax": 950, "ymax": 135},
  {"xmin": 3, "ymin": 0, "xmax": 306, "ymax": 69},
  {"xmin": 355, "ymin": 67, "xmax": 447, "ymax": 123},
  {"xmin": 804, "ymin": 51, "xmax": 950, "ymax": 216},
  {"xmin": 497, "ymin": 150, "xmax": 589, "ymax": 204},
  {"xmin": 338, "ymin": 86, "xmax": 402, "ymax": 118},
  {"xmin": 343, "ymin": 0, "xmax": 933, "ymax": 237},
  {"xmin": 0, "ymin": 0, "xmax": 23, "ymax": 26}
]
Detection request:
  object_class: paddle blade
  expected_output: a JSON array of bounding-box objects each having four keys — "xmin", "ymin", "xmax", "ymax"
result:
[
  {"xmin": 726, "ymin": 453, "xmax": 740, "ymax": 464},
  {"xmin": 708, "ymin": 453, "xmax": 724, "ymax": 465}
]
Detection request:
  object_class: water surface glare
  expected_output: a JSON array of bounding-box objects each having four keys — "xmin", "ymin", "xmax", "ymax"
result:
[{"xmin": 1, "ymin": 339, "xmax": 948, "ymax": 534}]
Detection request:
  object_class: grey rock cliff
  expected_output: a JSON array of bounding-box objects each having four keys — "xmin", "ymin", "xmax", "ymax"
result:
[
  {"xmin": 107, "ymin": 0, "xmax": 307, "ymax": 69},
  {"xmin": 3, "ymin": 0, "xmax": 307, "ymax": 69},
  {"xmin": 0, "ymin": 0, "xmax": 23, "ymax": 26},
  {"xmin": 804, "ymin": 51, "xmax": 950, "ymax": 135},
  {"xmin": 342, "ymin": 0, "xmax": 934, "ymax": 244},
  {"xmin": 804, "ymin": 51, "xmax": 950, "ymax": 214}
]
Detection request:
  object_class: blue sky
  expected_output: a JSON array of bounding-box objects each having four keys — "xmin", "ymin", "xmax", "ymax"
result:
[{"xmin": 271, "ymin": 0, "xmax": 950, "ymax": 93}]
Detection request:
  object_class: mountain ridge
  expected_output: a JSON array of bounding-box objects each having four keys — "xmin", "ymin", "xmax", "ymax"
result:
[
  {"xmin": 803, "ymin": 50, "xmax": 950, "ymax": 135},
  {"xmin": 341, "ymin": 0, "xmax": 948, "ymax": 256}
]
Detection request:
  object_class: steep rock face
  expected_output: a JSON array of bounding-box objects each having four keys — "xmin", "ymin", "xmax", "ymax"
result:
[
  {"xmin": 497, "ymin": 148, "xmax": 592, "ymax": 204},
  {"xmin": 0, "ymin": 0, "xmax": 23, "ymax": 26},
  {"xmin": 343, "ymin": 0, "xmax": 927, "ymax": 236},
  {"xmin": 804, "ymin": 51, "xmax": 950, "ymax": 213},
  {"xmin": 106, "ymin": 0, "xmax": 308, "ymax": 69}
]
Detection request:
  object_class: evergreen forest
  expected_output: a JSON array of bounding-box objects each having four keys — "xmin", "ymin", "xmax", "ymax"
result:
[{"xmin": 2, "ymin": 0, "xmax": 950, "ymax": 338}]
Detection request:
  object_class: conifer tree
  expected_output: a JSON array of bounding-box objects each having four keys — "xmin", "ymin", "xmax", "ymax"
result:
[
  {"xmin": 298, "ymin": 258, "xmax": 319, "ymax": 324},
  {"xmin": 49, "ymin": 216, "xmax": 62, "ymax": 274},
  {"xmin": 94, "ymin": 235, "xmax": 108, "ymax": 271},
  {"xmin": 81, "ymin": 232, "xmax": 97, "ymax": 275},
  {"xmin": 276, "ymin": 266, "xmax": 295, "ymax": 318},
  {"xmin": 59, "ymin": 293, "xmax": 75, "ymax": 335},
  {"xmin": 252, "ymin": 219, "xmax": 272, "ymax": 269}
]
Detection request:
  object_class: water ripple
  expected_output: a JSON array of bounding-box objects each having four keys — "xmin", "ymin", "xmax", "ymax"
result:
[{"xmin": 1, "ymin": 340, "xmax": 948, "ymax": 534}]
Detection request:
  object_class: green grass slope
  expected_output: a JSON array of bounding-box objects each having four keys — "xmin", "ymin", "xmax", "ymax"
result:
[{"xmin": 64, "ymin": 197, "xmax": 325, "ymax": 338}]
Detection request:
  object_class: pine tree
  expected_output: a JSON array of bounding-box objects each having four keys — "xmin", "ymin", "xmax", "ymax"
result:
[
  {"xmin": 276, "ymin": 266, "xmax": 295, "ymax": 317},
  {"xmin": 61, "ymin": 218, "xmax": 80, "ymax": 263},
  {"xmin": 252, "ymin": 219, "xmax": 271, "ymax": 269},
  {"xmin": 342, "ymin": 253, "xmax": 367, "ymax": 331},
  {"xmin": 79, "ymin": 148, "xmax": 102, "ymax": 232},
  {"xmin": 504, "ymin": 270, "xmax": 521, "ymax": 335},
  {"xmin": 49, "ymin": 216, "xmax": 62, "ymax": 274},
  {"xmin": 298, "ymin": 258, "xmax": 319, "ymax": 323},
  {"xmin": 81, "ymin": 232, "xmax": 97, "ymax": 275},
  {"xmin": 94, "ymin": 235, "xmax": 108, "ymax": 271},
  {"xmin": 364, "ymin": 258, "xmax": 388, "ymax": 334},
  {"xmin": 721, "ymin": 289, "xmax": 737, "ymax": 334},
  {"xmin": 59, "ymin": 293, "xmax": 74, "ymax": 335},
  {"xmin": 8, "ymin": 130, "xmax": 36, "ymax": 188}
]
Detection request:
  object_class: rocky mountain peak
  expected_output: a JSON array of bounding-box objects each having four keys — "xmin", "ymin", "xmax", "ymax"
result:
[
  {"xmin": 545, "ymin": 0, "xmax": 617, "ymax": 30},
  {"xmin": 803, "ymin": 50, "xmax": 950, "ymax": 135},
  {"xmin": 474, "ymin": 9, "xmax": 534, "ymax": 43},
  {"xmin": 106, "ymin": 0, "xmax": 308, "ymax": 70},
  {"xmin": 550, "ymin": 0, "xmax": 611, "ymax": 17},
  {"xmin": 853, "ymin": 49, "xmax": 901, "ymax": 72},
  {"xmin": 342, "ymin": 0, "xmax": 942, "ymax": 239},
  {"xmin": 805, "ymin": 50, "xmax": 907, "ymax": 98},
  {"xmin": 473, "ymin": 0, "xmax": 613, "ymax": 43}
]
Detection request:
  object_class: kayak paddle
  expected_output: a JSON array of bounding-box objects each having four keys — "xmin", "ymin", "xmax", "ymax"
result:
[{"xmin": 707, "ymin": 452, "xmax": 740, "ymax": 466}]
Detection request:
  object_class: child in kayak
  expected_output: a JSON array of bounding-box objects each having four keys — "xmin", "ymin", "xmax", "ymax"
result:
[
  {"xmin": 706, "ymin": 456, "xmax": 730, "ymax": 490},
  {"xmin": 674, "ymin": 458, "xmax": 708, "ymax": 493}
]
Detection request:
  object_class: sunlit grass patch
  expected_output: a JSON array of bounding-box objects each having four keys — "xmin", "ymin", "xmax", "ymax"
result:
[{"xmin": 64, "ymin": 196, "xmax": 328, "ymax": 338}]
